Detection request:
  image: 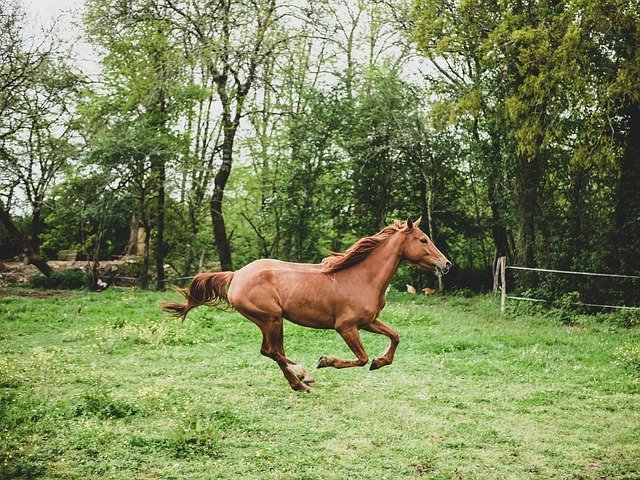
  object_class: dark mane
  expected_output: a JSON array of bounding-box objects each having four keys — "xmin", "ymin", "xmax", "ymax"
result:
[{"xmin": 321, "ymin": 220, "xmax": 404, "ymax": 273}]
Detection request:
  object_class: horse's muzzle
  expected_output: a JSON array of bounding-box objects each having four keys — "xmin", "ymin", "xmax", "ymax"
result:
[{"xmin": 436, "ymin": 261, "xmax": 452, "ymax": 275}]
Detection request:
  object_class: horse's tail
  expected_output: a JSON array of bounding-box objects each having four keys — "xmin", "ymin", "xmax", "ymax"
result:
[{"xmin": 160, "ymin": 271, "xmax": 234, "ymax": 320}]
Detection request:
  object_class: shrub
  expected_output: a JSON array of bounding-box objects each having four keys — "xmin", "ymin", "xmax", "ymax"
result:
[
  {"xmin": 119, "ymin": 257, "xmax": 146, "ymax": 278},
  {"xmin": 28, "ymin": 270, "xmax": 91, "ymax": 290},
  {"xmin": 169, "ymin": 413, "xmax": 222, "ymax": 458},
  {"xmin": 610, "ymin": 309, "xmax": 640, "ymax": 329}
]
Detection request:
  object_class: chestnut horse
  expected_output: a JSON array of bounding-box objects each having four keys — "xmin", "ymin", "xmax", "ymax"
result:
[{"xmin": 161, "ymin": 217, "xmax": 450, "ymax": 392}]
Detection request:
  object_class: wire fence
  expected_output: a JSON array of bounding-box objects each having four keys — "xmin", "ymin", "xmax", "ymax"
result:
[
  {"xmin": 497, "ymin": 257, "xmax": 640, "ymax": 313},
  {"xmin": 506, "ymin": 265, "xmax": 640, "ymax": 280}
]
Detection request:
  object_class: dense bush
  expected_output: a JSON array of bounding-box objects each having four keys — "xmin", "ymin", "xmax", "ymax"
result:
[{"xmin": 29, "ymin": 270, "xmax": 92, "ymax": 290}]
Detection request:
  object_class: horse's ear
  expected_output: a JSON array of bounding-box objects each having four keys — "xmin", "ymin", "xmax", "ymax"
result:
[
  {"xmin": 414, "ymin": 216, "xmax": 422, "ymax": 228},
  {"xmin": 406, "ymin": 217, "xmax": 414, "ymax": 230}
]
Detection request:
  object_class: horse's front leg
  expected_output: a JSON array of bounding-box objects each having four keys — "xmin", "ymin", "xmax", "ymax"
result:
[
  {"xmin": 317, "ymin": 324, "xmax": 369, "ymax": 369},
  {"xmin": 362, "ymin": 318, "xmax": 399, "ymax": 370}
]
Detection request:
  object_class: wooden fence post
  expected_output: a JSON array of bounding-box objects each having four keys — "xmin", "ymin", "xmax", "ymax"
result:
[
  {"xmin": 500, "ymin": 256, "xmax": 507, "ymax": 313},
  {"xmin": 493, "ymin": 254, "xmax": 499, "ymax": 296}
]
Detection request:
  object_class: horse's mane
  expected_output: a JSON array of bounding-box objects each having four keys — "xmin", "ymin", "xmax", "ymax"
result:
[{"xmin": 321, "ymin": 220, "xmax": 405, "ymax": 274}]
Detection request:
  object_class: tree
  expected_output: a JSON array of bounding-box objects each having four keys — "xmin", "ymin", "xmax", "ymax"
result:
[
  {"xmin": 579, "ymin": 0, "xmax": 640, "ymax": 274},
  {"xmin": 42, "ymin": 173, "xmax": 131, "ymax": 288},
  {"xmin": 412, "ymin": 0, "xmax": 512, "ymax": 271},
  {"xmin": 1, "ymin": 57, "xmax": 82, "ymax": 251},
  {"xmin": 84, "ymin": 0, "xmax": 198, "ymax": 288},
  {"xmin": 0, "ymin": 201, "xmax": 52, "ymax": 275},
  {"xmin": 0, "ymin": 0, "xmax": 81, "ymax": 275},
  {"xmin": 164, "ymin": 0, "xmax": 281, "ymax": 271}
]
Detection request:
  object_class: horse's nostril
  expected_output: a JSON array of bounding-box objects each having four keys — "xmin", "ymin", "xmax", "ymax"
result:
[{"xmin": 445, "ymin": 261, "xmax": 452, "ymax": 269}]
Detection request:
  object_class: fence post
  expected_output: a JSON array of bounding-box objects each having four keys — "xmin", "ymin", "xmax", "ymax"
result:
[
  {"xmin": 493, "ymin": 254, "xmax": 499, "ymax": 296},
  {"xmin": 500, "ymin": 256, "xmax": 507, "ymax": 313}
]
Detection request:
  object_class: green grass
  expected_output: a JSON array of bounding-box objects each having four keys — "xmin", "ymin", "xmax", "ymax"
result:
[{"xmin": 1, "ymin": 288, "xmax": 639, "ymax": 479}]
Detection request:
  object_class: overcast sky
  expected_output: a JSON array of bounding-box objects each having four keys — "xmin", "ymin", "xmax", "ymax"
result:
[
  {"xmin": 25, "ymin": 0, "xmax": 81, "ymax": 22},
  {"xmin": 23, "ymin": 0, "xmax": 101, "ymax": 76},
  {"xmin": 24, "ymin": 0, "xmax": 83, "ymax": 35}
]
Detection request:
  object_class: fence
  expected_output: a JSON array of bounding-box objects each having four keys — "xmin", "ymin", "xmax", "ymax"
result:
[{"xmin": 495, "ymin": 256, "xmax": 640, "ymax": 313}]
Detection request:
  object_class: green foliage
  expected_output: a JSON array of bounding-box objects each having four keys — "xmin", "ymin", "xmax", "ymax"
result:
[
  {"xmin": 615, "ymin": 344, "xmax": 640, "ymax": 373},
  {"xmin": 166, "ymin": 410, "xmax": 224, "ymax": 458},
  {"xmin": 611, "ymin": 310, "xmax": 640, "ymax": 329},
  {"xmin": 41, "ymin": 174, "xmax": 132, "ymax": 259},
  {"xmin": 2, "ymin": 0, "xmax": 638, "ymax": 303},
  {"xmin": 118, "ymin": 257, "xmax": 147, "ymax": 279},
  {"xmin": 412, "ymin": 0, "xmax": 640, "ymax": 289},
  {"xmin": 28, "ymin": 270, "xmax": 92, "ymax": 290},
  {"xmin": 0, "ymin": 216, "xmax": 29, "ymax": 259}
]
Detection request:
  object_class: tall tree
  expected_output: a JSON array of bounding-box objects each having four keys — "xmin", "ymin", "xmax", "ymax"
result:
[
  {"xmin": 412, "ymin": 0, "xmax": 511, "ymax": 269},
  {"xmin": 580, "ymin": 0, "xmax": 640, "ymax": 274},
  {"xmin": 164, "ymin": 0, "xmax": 280, "ymax": 270},
  {"xmin": 85, "ymin": 0, "xmax": 196, "ymax": 288},
  {"xmin": 0, "ymin": 0, "xmax": 80, "ymax": 275}
]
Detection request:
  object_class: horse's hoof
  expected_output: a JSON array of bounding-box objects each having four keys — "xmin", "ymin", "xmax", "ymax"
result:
[
  {"xmin": 370, "ymin": 359, "xmax": 381, "ymax": 370},
  {"xmin": 289, "ymin": 364, "xmax": 316, "ymax": 386},
  {"xmin": 288, "ymin": 364, "xmax": 305, "ymax": 377},
  {"xmin": 317, "ymin": 356, "xmax": 328, "ymax": 368}
]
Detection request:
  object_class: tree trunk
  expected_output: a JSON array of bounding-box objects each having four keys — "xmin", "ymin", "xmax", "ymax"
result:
[
  {"xmin": 0, "ymin": 206, "xmax": 53, "ymax": 276},
  {"xmin": 518, "ymin": 157, "xmax": 538, "ymax": 260},
  {"xmin": 155, "ymin": 155, "xmax": 166, "ymax": 290},
  {"xmin": 30, "ymin": 206, "xmax": 43, "ymax": 253},
  {"xmin": 488, "ymin": 174, "xmax": 510, "ymax": 279},
  {"xmin": 124, "ymin": 213, "xmax": 139, "ymax": 256},
  {"xmin": 420, "ymin": 167, "xmax": 445, "ymax": 292},
  {"xmin": 487, "ymin": 168, "xmax": 509, "ymax": 259},
  {"xmin": 141, "ymin": 223, "xmax": 151, "ymax": 289},
  {"xmin": 211, "ymin": 131, "xmax": 234, "ymax": 271},
  {"xmin": 615, "ymin": 100, "xmax": 640, "ymax": 274},
  {"xmin": 474, "ymin": 118, "xmax": 509, "ymax": 277},
  {"xmin": 515, "ymin": 152, "xmax": 540, "ymax": 287}
]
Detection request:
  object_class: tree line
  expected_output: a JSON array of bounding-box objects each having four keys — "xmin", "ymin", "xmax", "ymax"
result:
[{"xmin": 1, "ymin": 0, "xmax": 638, "ymax": 293}]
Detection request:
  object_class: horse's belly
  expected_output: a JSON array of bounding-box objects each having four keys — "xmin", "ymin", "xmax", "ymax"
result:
[
  {"xmin": 283, "ymin": 311, "xmax": 335, "ymax": 329},
  {"xmin": 282, "ymin": 298, "xmax": 336, "ymax": 329}
]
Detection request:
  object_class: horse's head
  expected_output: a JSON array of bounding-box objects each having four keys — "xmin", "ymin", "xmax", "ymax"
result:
[{"xmin": 401, "ymin": 217, "xmax": 451, "ymax": 275}]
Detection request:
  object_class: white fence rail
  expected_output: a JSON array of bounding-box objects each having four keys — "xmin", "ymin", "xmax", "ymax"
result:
[{"xmin": 506, "ymin": 265, "xmax": 640, "ymax": 280}]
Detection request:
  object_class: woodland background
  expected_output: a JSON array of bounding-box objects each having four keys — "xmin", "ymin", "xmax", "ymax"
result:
[{"xmin": 1, "ymin": 0, "xmax": 639, "ymax": 297}]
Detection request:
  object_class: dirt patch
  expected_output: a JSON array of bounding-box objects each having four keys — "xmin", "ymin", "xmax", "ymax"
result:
[
  {"xmin": 0, "ymin": 259, "xmax": 132, "ymax": 286},
  {"xmin": 0, "ymin": 289, "xmax": 77, "ymax": 299}
]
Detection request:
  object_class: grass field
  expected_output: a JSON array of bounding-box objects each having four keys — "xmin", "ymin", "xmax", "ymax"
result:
[{"xmin": 1, "ymin": 288, "xmax": 639, "ymax": 479}]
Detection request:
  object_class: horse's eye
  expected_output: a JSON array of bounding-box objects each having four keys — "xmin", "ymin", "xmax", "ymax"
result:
[{"xmin": 420, "ymin": 238, "xmax": 429, "ymax": 244}]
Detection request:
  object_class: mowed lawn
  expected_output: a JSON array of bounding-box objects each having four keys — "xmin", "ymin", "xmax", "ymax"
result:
[{"xmin": 1, "ymin": 289, "xmax": 639, "ymax": 480}]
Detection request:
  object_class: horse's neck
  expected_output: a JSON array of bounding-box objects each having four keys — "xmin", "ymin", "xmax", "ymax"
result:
[{"xmin": 350, "ymin": 234, "xmax": 403, "ymax": 294}]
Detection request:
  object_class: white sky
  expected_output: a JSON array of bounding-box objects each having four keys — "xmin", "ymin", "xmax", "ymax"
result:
[
  {"xmin": 25, "ymin": 0, "xmax": 82, "ymax": 20},
  {"xmin": 24, "ymin": 0, "xmax": 83, "ymax": 37},
  {"xmin": 23, "ymin": 0, "xmax": 101, "ymax": 78}
]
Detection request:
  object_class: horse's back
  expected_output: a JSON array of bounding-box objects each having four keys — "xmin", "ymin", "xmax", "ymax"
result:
[{"xmin": 227, "ymin": 258, "xmax": 337, "ymax": 328}]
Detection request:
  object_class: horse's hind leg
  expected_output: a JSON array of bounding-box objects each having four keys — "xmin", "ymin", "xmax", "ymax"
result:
[
  {"xmin": 253, "ymin": 315, "xmax": 314, "ymax": 392},
  {"xmin": 317, "ymin": 324, "xmax": 369, "ymax": 369},
  {"xmin": 270, "ymin": 320, "xmax": 315, "ymax": 387},
  {"xmin": 362, "ymin": 318, "xmax": 399, "ymax": 370}
]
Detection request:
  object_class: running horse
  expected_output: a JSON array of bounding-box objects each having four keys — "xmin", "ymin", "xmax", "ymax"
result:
[{"xmin": 161, "ymin": 217, "xmax": 451, "ymax": 392}]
